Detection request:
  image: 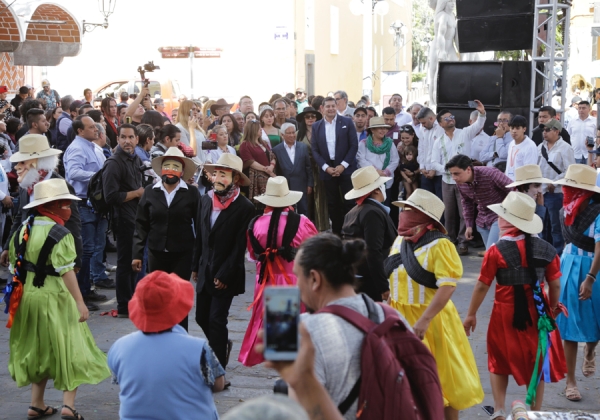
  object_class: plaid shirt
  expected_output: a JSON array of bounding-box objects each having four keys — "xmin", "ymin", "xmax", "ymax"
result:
[{"xmin": 457, "ymin": 166, "xmax": 512, "ymax": 229}]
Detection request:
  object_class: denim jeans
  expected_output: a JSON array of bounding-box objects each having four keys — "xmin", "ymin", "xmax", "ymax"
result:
[
  {"xmin": 77, "ymin": 204, "xmax": 95, "ymax": 296},
  {"xmin": 90, "ymin": 216, "xmax": 109, "ymax": 284},
  {"xmin": 544, "ymin": 192, "xmax": 564, "ymax": 255},
  {"xmin": 576, "ymin": 157, "xmax": 588, "ymax": 164},
  {"xmin": 478, "ymin": 220, "xmax": 500, "ymax": 250}
]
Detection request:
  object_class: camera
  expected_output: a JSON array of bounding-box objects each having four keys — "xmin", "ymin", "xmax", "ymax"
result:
[
  {"xmin": 137, "ymin": 61, "xmax": 160, "ymax": 88},
  {"xmin": 139, "ymin": 162, "xmax": 155, "ymax": 188}
]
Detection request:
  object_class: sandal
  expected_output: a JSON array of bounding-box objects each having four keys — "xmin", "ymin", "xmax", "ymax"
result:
[
  {"xmin": 490, "ymin": 409, "xmax": 506, "ymax": 420},
  {"xmin": 582, "ymin": 345, "xmax": 596, "ymax": 377},
  {"xmin": 61, "ymin": 405, "xmax": 84, "ymax": 420},
  {"xmin": 565, "ymin": 385, "xmax": 582, "ymax": 402},
  {"xmin": 28, "ymin": 406, "xmax": 57, "ymax": 419}
]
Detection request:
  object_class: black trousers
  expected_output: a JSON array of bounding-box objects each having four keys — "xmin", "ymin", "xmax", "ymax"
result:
[
  {"xmin": 195, "ymin": 286, "xmax": 234, "ymax": 369},
  {"xmin": 323, "ymin": 175, "xmax": 354, "ymax": 235},
  {"xmin": 148, "ymin": 248, "xmax": 193, "ymax": 331},
  {"xmin": 115, "ymin": 217, "xmax": 136, "ymax": 314}
]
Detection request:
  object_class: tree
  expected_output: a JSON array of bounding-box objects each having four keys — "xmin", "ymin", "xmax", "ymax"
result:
[{"xmin": 412, "ymin": 0, "xmax": 435, "ymax": 72}]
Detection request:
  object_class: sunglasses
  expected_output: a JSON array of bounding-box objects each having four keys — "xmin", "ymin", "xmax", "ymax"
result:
[
  {"xmin": 296, "ymin": 92, "xmax": 303, "ymax": 95},
  {"xmin": 399, "ymin": 126, "xmax": 414, "ymax": 133},
  {"xmin": 304, "ymin": 114, "xmax": 317, "ymax": 120},
  {"xmin": 443, "ymin": 115, "xmax": 455, "ymax": 122}
]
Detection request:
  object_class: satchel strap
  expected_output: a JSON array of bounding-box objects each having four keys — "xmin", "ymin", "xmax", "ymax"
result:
[{"xmin": 540, "ymin": 145, "xmax": 561, "ymax": 175}]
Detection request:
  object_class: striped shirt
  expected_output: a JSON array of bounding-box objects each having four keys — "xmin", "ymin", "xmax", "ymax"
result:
[{"xmin": 457, "ymin": 166, "xmax": 512, "ymax": 229}]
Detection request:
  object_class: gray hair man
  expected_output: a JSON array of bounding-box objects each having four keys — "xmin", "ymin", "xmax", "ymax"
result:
[{"xmin": 334, "ymin": 90, "xmax": 355, "ymax": 117}]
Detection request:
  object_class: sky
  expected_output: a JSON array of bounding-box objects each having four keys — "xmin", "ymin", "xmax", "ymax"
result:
[{"xmin": 24, "ymin": 0, "xmax": 296, "ymax": 103}]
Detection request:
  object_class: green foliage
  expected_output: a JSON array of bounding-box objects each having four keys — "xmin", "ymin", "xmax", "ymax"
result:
[
  {"xmin": 412, "ymin": 0, "xmax": 435, "ymax": 72},
  {"xmin": 412, "ymin": 72, "xmax": 426, "ymax": 82}
]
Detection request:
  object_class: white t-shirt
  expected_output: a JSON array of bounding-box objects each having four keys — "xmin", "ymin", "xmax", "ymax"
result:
[{"xmin": 504, "ymin": 136, "xmax": 539, "ymax": 181}]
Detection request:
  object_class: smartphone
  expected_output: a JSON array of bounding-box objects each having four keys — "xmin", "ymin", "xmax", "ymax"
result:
[
  {"xmin": 263, "ymin": 286, "xmax": 300, "ymax": 361},
  {"xmin": 468, "ymin": 101, "xmax": 477, "ymax": 108},
  {"xmin": 207, "ymin": 109, "xmax": 212, "ymax": 117},
  {"xmin": 189, "ymin": 109, "xmax": 194, "ymax": 118},
  {"xmin": 587, "ymin": 136, "xmax": 595, "ymax": 147},
  {"xmin": 209, "ymin": 132, "xmax": 217, "ymax": 141},
  {"xmin": 125, "ymin": 116, "xmax": 132, "ymax": 124}
]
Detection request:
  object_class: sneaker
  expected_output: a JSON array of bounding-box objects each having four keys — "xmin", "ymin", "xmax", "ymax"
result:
[
  {"xmin": 84, "ymin": 289, "xmax": 108, "ymax": 302},
  {"xmin": 457, "ymin": 245, "xmax": 469, "ymax": 256},
  {"xmin": 85, "ymin": 301, "xmax": 99, "ymax": 311},
  {"xmin": 105, "ymin": 263, "xmax": 117, "ymax": 273},
  {"xmin": 117, "ymin": 312, "xmax": 129, "ymax": 318},
  {"xmin": 95, "ymin": 279, "xmax": 116, "ymax": 289}
]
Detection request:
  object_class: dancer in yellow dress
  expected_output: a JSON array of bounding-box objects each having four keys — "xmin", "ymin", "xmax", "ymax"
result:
[{"xmin": 385, "ymin": 189, "xmax": 483, "ymax": 420}]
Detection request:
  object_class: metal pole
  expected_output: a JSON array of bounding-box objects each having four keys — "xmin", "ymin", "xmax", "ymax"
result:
[{"xmin": 189, "ymin": 45, "xmax": 194, "ymax": 100}]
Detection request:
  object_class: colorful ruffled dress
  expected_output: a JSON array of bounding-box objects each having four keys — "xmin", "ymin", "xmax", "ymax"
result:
[
  {"xmin": 8, "ymin": 216, "xmax": 111, "ymax": 390},
  {"xmin": 388, "ymin": 235, "xmax": 484, "ymax": 410}
]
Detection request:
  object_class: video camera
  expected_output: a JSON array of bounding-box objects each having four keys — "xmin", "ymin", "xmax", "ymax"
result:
[{"xmin": 137, "ymin": 61, "xmax": 160, "ymax": 88}]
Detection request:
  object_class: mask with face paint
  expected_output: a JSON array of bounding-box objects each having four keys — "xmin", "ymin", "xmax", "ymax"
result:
[
  {"xmin": 161, "ymin": 159, "xmax": 183, "ymax": 185},
  {"xmin": 212, "ymin": 168, "xmax": 234, "ymax": 196}
]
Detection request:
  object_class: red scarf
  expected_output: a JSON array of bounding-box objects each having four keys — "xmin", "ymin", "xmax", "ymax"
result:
[
  {"xmin": 212, "ymin": 185, "xmax": 240, "ymax": 210},
  {"xmin": 105, "ymin": 115, "xmax": 117, "ymax": 137},
  {"xmin": 397, "ymin": 207, "xmax": 444, "ymax": 243},
  {"xmin": 26, "ymin": 170, "xmax": 49, "ymax": 196},
  {"xmin": 37, "ymin": 200, "xmax": 72, "ymax": 226},
  {"xmin": 498, "ymin": 216, "xmax": 522, "ymax": 237},
  {"xmin": 563, "ymin": 186, "xmax": 595, "ymax": 226},
  {"xmin": 355, "ymin": 192, "xmax": 371, "ymax": 206}
]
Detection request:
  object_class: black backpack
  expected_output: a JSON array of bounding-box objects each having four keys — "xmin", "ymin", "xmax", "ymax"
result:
[{"xmin": 87, "ymin": 166, "xmax": 110, "ymax": 215}]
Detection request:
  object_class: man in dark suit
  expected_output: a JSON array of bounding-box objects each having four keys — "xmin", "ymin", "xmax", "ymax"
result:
[
  {"xmin": 192, "ymin": 153, "xmax": 254, "ymax": 379},
  {"xmin": 311, "ymin": 96, "xmax": 358, "ymax": 234},
  {"xmin": 273, "ymin": 122, "xmax": 313, "ymax": 215}
]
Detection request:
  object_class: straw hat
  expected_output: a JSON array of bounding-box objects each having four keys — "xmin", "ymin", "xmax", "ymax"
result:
[
  {"xmin": 254, "ymin": 176, "xmax": 302, "ymax": 207},
  {"xmin": 151, "ymin": 147, "xmax": 197, "ymax": 181},
  {"xmin": 128, "ymin": 271, "xmax": 194, "ymax": 333},
  {"xmin": 203, "ymin": 153, "xmax": 250, "ymax": 186},
  {"xmin": 505, "ymin": 164, "xmax": 555, "ymax": 188},
  {"xmin": 393, "ymin": 188, "xmax": 447, "ymax": 232},
  {"xmin": 552, "ymin": 164, "xmax": 600, "ymax": 193},
  {"xmin": 488, "ymin": 191, "xmax": 543, "ymax": 234},
  {"xmin": 10, "ymin": 134, "xmax": 62, "ymax": 163},
  {"xmin": 344, "ymin": 166, "xmax": 391, "ymax": 200},
  {"xmin": 367, "ymin": 116, "xmax": 391, "ymax": 130},
  {"xmin": 23, "ymin": 178, "xmax": 80, "ymax": 209}
]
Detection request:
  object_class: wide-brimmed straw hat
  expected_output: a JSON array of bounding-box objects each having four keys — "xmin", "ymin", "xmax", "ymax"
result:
[
  {"xmin": 23, "ymin": 178, "xmax": 80, "ymax": 209},
  {"xmin": 367, "ymin": 116, "xmax": 391, "ymax": 130},
  {"xmin": 210, "ymin": 98, "xmax": 233, "ymax": 115},
  {"xmin": 254, "ymin": 176, "xmax": 302, "ymax": 207},
  {"xmin": 11, "ymin": 134, "xmax": 62, "ymax": 163},
  {"xmin": 505, "ymin": 164, "xmax": 554, "ymax": 188},
  {"xmin": 393, "ymin": 188, "xmax": 447, "ymax": 233},
  {"xmin": 344, "ymin": 166, "xmax": 391, "ymax": 200},
  {"xmin": 151, "ymin": 147, "xmax": 197, "ymax": 181},
  {"xmin": 128, "ymin": 271, "xmax": 194, "ymax": 333},
  {"xmin": 488, "ymin": 191, "xmax": 543, "ymax": 234},
  {"xmin": 552, "ymin": 164, "xmax": 600, "ymax": 193},
  {"xmin": 204, "ymin": 153, "xmax": 250, "ymax": 186},
  {"xmin": 295, "ymin": 107, "xmax": 322, "ymax": 124}
]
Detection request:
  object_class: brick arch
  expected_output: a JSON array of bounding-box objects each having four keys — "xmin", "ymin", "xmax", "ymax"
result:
[
  {"xmin": 0, "ymin": 2, "xmax": 22, "ymax": 45},
  {"xmin": 25, "ymin": 3, "xmax": 80, "ymax": 44}
]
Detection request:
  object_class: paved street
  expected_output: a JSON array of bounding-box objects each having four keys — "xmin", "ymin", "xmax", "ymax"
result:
[{"xmin": 1, "ymin": 250, "xmax": 600, "ymax": 419}]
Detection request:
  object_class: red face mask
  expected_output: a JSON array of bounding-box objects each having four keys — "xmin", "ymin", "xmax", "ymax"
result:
[{"xmin": 37, "ymin": 199, "xmax": 72, "ymax": 226}]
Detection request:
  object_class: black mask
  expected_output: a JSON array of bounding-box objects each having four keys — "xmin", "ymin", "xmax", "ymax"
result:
[{"xmin": 161, "ymin": 174, "xmax": 180, "ymax": 185}]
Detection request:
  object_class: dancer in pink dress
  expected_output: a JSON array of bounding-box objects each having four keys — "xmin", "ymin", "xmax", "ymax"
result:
[{"xmin": 238, "ymin": 177, "xmax": 317, "ymax": 366}]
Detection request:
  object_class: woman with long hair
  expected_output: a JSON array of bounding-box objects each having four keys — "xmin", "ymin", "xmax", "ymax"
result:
[
  {"xmin": 260, "ymin": 107, "xmax": 281, "ymax": 148},
  {"xmin": 239, "ymin": 120, "xmax": 276, "ymax": 211},
  {"xmin": 176, "ymin": 100, "xmax": 207, "ymax": 147},
  {"xmin": 219, "ymin": 113, "xmax": 242, "ymax": 147},
  {"xmin": 296, "ymin": 107, "xmax": 328, "ymax": 231},
  {"xmin": 208, "ymin": 125, "xmax": 236, "ymax": 163},
  {"xmin": 45, "ymin": 106, "xmax": 62, "ymax": 148}
]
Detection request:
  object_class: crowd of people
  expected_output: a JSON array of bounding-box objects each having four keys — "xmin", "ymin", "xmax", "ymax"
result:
[{"xmin": 2, "ymin": 79, "xmax": 600, "ymax": 420}]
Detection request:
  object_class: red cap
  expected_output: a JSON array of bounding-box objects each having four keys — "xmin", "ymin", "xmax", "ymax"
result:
[{"xmin": 0, "ymin": 86, "xmax": 8, "ymax": 94}]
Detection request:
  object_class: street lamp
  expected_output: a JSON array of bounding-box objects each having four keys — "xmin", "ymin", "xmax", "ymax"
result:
[
  {"xmin": 389, "ymin": 20, "xmax": 408, "ymax": 70},
  {"xmin": 82, "ymin": 0, "xmax": 117, "ymax": 34},
  {"xmin": 349, "ymin": 0, "xmax": 390, "ymax": 16}
]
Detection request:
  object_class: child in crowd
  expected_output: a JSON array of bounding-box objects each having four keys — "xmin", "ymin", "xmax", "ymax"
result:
[{"xmin": 399, "ymin": 145, "xmax": 419, "ymax": 199}]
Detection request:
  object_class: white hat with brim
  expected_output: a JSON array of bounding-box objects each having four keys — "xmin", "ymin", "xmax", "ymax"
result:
[
  {"xmin": 23, "ymin": 178, "xmax": 80, "ymax": 209},
  {"xmin": 254, "ymin": 176, "xmax": 303, "ymax": 207},
  {"xmin": 344, "ymin": 166, "xmax": 391, "ymax": 200},
  {"xmin": 552, "ymin": 163, "xmax": 600, "ymax": 193},
  {"xmin": 10, "ymin": 134, "xmax": 62, "ymax": 163},
  {"xmin": 204, "ymin": 153, "xmax": 251, "ymax": 187},
  {"xmin": 488, "ymin": 191, "xmax": 543, "ymax": 234},
  {"xmin": 151, "ymin": 147, "xmax": 198, "ymax": 181},
  {"xmin": 367, "ymin": 116, "xmax": 391, "ymax": 130},
  {"xmin": 505, "ymin": 164, "xmax": 555, "ymax": 188},
  {"xmin": 392, "ymin": 188, "xmax": 447, "ymax": 234}
]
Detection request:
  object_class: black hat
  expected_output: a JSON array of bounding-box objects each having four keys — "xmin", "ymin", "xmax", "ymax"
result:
[
  {"xmin": 590, "ymin": 147, "xmax": 600, "ymax": 156},
  {"xmin": 508, "ymin": 115, "xmax": 528, "ymax": 128},
  {"xmin": 296, "ymin": 107, "xmax": 322, "ymax": 124}
]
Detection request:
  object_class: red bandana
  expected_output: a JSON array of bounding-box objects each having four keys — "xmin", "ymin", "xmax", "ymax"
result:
[
  {"xmin": 26, "ymin": 170, "xmax": 49, "ymax": 196},
  {"xmin": 212, "ymin": 185, "xmax": 240, "ymax": 210},
  {"xmin": 563, "ymin": 186, "xmax": 595, "ymax": 226},
  {"xmin": 355, "ymin": 192, "xmax": 371, "ymax": 206},
  {"xmin": 37, "ymin": 199, "xmax": 72, "ymax": 226},
  {"xmin": 397, "ymin": 207, "xmax": 444, "ymax": 243}
]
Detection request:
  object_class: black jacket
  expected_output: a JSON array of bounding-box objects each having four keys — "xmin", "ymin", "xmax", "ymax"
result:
[
  {"xmin": 532, "ymin": 125, "xmax": 570, "ymax": 146},
  {"xmin": 102, "ymin": 146, "xmax": 143, "ymax": 222},
  {"xmin": 192, "ymin": 193, "xmax": 254, "ymax": 298},
  {"xmin": 341, "ymin": 199, "xmax": 396, "ymax": 301},
  {"xmin": 4, "ymin": 172, "xmax": 83, "ymax": 267},
  {"xmin": 133, "ymin": 182, "xmax": 199, "ymax": 259}
]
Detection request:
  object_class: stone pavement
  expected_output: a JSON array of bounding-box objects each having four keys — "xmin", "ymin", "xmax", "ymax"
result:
[{"xmin": 1, "ymin": 251, "xmax": 600, "ymax": 419}]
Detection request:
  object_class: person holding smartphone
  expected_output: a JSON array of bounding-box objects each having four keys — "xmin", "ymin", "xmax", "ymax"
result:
[{"xmin": 567, "ymin": 100, "xmax": 596, "ymax": 164}]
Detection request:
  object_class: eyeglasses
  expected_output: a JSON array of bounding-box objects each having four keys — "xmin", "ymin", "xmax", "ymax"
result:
[
  {"xmin": 334, "ymin": 97, "xmax": 342, "ymax": 102},
  {"xmin": 443, "ymin": 115, "xmax": 455, "ymax": 122},
  {"xmin": 497, "ymin": 119, "xmax": 510, "ymax": 123},
  {"xmin": 296, "ymin": 92, "xmax": 303, "ymax": 95}
]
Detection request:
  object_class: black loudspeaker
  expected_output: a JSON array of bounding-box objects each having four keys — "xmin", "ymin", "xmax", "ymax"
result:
[
  {"xmin": 456, "ymin": 0, "xmax": 534, "ymax": 53},
  {"xmin": 437, "ymin": 61, "xmax": 533, "ymax": 109},
  {"xmin": 442, "ymin": 107, "xmax": 530, "ymax": 136}
]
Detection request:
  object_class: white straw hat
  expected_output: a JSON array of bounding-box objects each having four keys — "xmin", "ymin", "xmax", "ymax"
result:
[
  {"xmin": 254, "ymin": 176, "xmax": 302, "ymax": 207},
  {"xmin": 10, "ymin": 134, "xmax": 62, "ymax": 163},
  {"xmin": 151, "ymin": 147, "xmax": 198, "ymax": 181},
  {"xmin": 505, "ymin": 164, "xmax": 554, "ymax": 188},
  {"xmin": 344, "ymin": 166, "xmax": 391, "ymax": 200},
  {"xmin": 367, "ymin": 116, "xmax": 391, "ymax": 130},
  {"xmin": 23, "ymin": 178, "xmax": 80, "ymax": 209},
  {"xmin": 552, "ymin": 164, "xmax": 600, "ymax": 193},
  {"xmin": 488, "ymin": 191, "xmax": 543, "ymax": 234},
  {"xmin": 204, "ymin": 153, "xmax": 250, "ymax": 186},
  {"xmin": 393, "ymin": 188, "xmax": 447, "ymax": 233}
]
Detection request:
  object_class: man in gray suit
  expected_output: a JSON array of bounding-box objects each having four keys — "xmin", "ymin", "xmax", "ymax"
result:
[
  {"xmin": 273, "ymin": 123, "xmax": 313, "ymax": 215},
  {"xmin": 334, "ymin": 90, "xmax": 355, "ymax": 118}
]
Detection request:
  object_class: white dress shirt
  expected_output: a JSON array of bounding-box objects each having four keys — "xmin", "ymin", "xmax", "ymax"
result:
[
  {"xmin": 395, "ymin": 111, "xmax": 412, "ymax": 126},
  {"xmin": 567, "ymin": 116, "xmax": 597, "ymax": 160},
  {"xmin": 418, "ymin": 121, "xmax": 445, "ymax": 175},
  {"xmin": 153, "ymin": 178, "xmax": 188, "ymax": 207},
  {"xmin": 284, "ymin": 141, "xmax": 296, "ymax": 164},
  {"xmin": 321, "ymin": 115, "xmax": 349, "ymax": 171},
  {"xmin": 537, "ymin": 138, "xmax": 575, "ymax": 194},
  {"xmin": 504, "ymin": 137, "xmax": 538, "ymax": 181},
  {"xmin": 430, "ymin": 114, "xmax": 486, "ymax": 184},
  {"xmin": 470, "ymin": 131, "xmax": 490, "ymax": 161}
]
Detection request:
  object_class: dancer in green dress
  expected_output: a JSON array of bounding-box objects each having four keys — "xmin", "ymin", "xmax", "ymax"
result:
[{"xmin": 5, "ymin": 178, "xmax": 110, "ymax": 420}]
